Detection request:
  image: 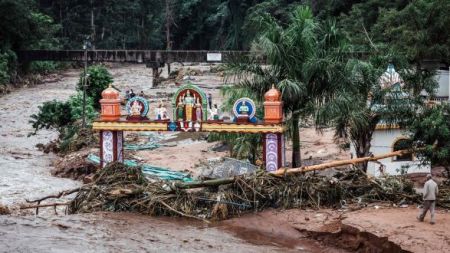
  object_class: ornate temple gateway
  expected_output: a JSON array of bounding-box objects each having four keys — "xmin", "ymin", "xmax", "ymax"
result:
[{"xmin": 93, "ymin": 82, "xmax": 286, "ymax": 171}]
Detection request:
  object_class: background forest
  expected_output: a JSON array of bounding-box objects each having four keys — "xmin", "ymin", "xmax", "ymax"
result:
[{"xmin": 1, "ymin": 1, "xmax": 449, "ymax": 64}]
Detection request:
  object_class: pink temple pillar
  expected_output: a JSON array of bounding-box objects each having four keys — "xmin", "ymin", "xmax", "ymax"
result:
[
  {"xmin": 263, "ymin": 85, "xmax": 285, "ymax": 171},
  {"xmin": 100, "ymin": 130, "xmax": 124, "ymax": 167},
  {"xmin": 99, "ymin": 85, "xmax": 123, "ymax": 167}
]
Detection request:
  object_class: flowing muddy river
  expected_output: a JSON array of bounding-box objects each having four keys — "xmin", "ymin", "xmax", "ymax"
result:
[{"xmin": 0, "ymin": 65, "xmax": 345, "ymax": 253}]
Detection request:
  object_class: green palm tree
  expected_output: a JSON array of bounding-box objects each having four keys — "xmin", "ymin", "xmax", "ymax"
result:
[
  {"xmin": 224, "ymin": 6, "xmax": 347, "ymax": 167},
  {"xmin": 316, "ymin": 54, "xmax": 437, "ymax": 171}
]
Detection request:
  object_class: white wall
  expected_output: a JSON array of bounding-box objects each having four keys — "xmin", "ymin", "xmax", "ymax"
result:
[
  {"xmin": 435, "ymin": 69, "xmax": 450, "ymax": 98},
  {"xmin": 351, "ymin": 129, "xmax": 430, "ymax": 177}
]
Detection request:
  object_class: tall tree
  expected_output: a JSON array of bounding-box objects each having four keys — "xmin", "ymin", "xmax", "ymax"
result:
[
  {"xmin": 316, "ymin": 53, "xmax": 437, "ymax": 171},
  {"xmin": 225, "ymin": 6, "xmax": 347, "ymax": 167}
]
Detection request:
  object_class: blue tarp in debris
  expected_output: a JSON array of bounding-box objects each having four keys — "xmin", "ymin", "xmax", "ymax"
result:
[
  {"xmin": 124, "ymin": 132, "xmax": 164, "ymax": 150},
  {"xmin": 87, "ymin": 154, "xmax": 192, "ymax": 182},
  {"xmin": 124, "ymin": 143, "xmax": 160, "ymax": 151}
]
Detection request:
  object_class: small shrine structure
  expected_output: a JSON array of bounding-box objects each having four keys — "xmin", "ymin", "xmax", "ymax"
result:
[
  {"xmin": 93, "ymin": 83, "xmax": 286, "ymax": 172},
  {"xmin": 172, "ymin": 82, "xmax": 208, "ymax": 122}
]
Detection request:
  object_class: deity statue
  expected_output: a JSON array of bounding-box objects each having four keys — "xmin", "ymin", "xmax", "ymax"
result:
[
  {"xmin": 184, "ymin": 90, "xmax": 195, "ymax": 121},
  {"xmin": 195, "ymin": 97, "xmax": 202, "ymax": 122},
  {"xmin": 130, "ymin": 101, "xmax": 142, "ymax": 116},
  {"xmin": 238, "ymin": 101, "xmax": 249, "ymax": 115},
  {"xmin": 157, "ymin": 102, "xmax": 168, "ymax": 120},
  {"xmin": 209, "ymin": 104, "xmax": 220, "ymax": 120},
  {"xmin": 176, "ymin": 96, "xmax": 184, "ymax": 121}
]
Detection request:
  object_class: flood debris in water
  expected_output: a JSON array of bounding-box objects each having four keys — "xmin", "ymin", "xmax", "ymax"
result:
[
  {"xmin": 63, "ymin": 162, "xmax": 424, "ymax": 221},
  {"xmin": 0, "ymin": 204, "xmax": 11, "ymax": 215}
]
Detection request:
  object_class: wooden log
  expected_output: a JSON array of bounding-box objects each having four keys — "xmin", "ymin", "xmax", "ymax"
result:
[
  {"xmin": 271, "ymin": 149, "xmax": 413, "ymax": 176},
  {"xmin": 175, "ymin": 178, "xmax": 235, "ymax": 189},
  {"xmin": 175, "ymin": 149, "xmax": 414, "ymax": 189}
]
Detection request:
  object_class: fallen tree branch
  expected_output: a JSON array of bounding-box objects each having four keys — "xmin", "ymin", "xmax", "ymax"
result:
[
  {"xmin": 271, "ymin": 149, "xmax": 414, "ymax": 176},
  {"xmin": 26, "ymin": 187, "xmax": 82, "ymax": 203},
  {"xmin": 20, "ymin": 203, "xmax": 69, "ymax": 209},
  {"xmin": 158, "ymin": 200, "xmax": 210, "ymax": 223},
  {"xmin": 174, "ymin": 177, "xmax": 235, "ymax": 189},
  {"xmin": 173, "ymin": 149, "xmax": 415, "ymax": 189}
]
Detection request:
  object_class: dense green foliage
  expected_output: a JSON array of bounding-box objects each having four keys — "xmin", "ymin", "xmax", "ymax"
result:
[
  {"xmin": 29, "ymin": 65, "xmax": 111, "ymax": 152},
  {"xmin": 29, "ymin": 92, "xmax": 97, "ymax": 152},
  {"xmin": 29, "ymin": 65, "xmax": 109, "ymax": 153},
  {"xmin": 225, "ymin": 6, "xmax": 348, "ymax": 167},
  {"xmin": 77, "ymin": 65, "xmax": 113, "ymax": 109},
  {"xmin": 0, "ymin": 0, "xmax": 62, "ymax": 85},
  {"xmin": 408, "ymin": 104, "xmax": 450, "ymax": 174},
  {"xmin": 29, "ymin": 93, "xmax": 97, "ymax": 134},
  {"xmin": 30, "ymin": 99, "xmax": 73, "ymax": 132},
  {"xmin": 0, "ymin": 0, "xmax": 448, "ymax": 86},
  {"xmin": 316, "ymin": 54, "xmax": 436, "ymax": 170}
]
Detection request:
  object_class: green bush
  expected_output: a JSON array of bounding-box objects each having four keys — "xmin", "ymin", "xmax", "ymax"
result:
[
  {"xmin": 29, "ymin": 92, "xmax": 97, "ymax": 134},
  {"xmin": 28, "ymin": 61, "xmax": 60, "ymax": 74},
  {"xmin": 0, "ymin": 50, "xmax": 16, "ymax": 86},
  {"xmin": 68, "ymin": 92, "xmax": 97, "ymax": 122},
  {"xmin": 77, "ymin": 65, "xmax": 113, "ymax": 109},
  {"xmin": 0, "ymin": 54, "xmax": 9, "ymax": 86},
  {"xmin": 29, "ymin": 100, "xmax": 72, "ymax": 133}
]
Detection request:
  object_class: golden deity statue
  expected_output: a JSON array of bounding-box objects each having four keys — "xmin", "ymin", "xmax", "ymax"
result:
[{"xmin": 184, "ymin": 90, "xmax": 195, "ymax": 121}]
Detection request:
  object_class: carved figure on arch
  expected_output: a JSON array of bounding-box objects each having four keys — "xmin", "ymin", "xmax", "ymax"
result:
[{"xmin": 172, "ymin": 82, "xmax": 208, "ymax": 122}]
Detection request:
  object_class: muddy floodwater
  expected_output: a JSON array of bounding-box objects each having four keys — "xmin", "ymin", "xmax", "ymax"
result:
[
  {"xmin": 0, "ymin": 65, "xmax": 345, "ymax": 253},
  {"xmin": 0, "ymin": 70, "xmax": 81, "ymax": 205},
  {"xmin": 0, "ymin": 212, "xmax": 344, "ymax": 253}
]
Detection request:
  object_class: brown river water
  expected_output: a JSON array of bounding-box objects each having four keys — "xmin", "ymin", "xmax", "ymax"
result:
[{"xmin": 0, "ymin": 65, "xmax": 343, "ymax": 253}]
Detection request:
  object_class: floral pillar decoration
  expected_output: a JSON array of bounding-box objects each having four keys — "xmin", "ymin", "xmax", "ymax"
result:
[
  {"xmin": 263, "ymin": 85, "xmax": 285, "ymax": 171},
  {"xmin": 99, "ymin": 85, "xmax": 124, "ymax": 167}
]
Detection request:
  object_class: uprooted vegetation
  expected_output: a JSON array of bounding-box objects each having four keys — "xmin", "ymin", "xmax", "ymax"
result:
[{"xmin": 67, "ymin": 162, "xmax": 422, "ymax": 221}]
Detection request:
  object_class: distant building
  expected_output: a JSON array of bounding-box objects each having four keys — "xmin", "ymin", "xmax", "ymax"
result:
[{"xmin": 352, "ymin": 64, "xmax": 449, "ymax": 177}]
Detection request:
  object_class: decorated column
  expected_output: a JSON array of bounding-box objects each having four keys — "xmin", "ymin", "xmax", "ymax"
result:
[
  {"xmin": 263, "ymin": 85, "xmax": 285, "ymax": 171},
  {"xmin": 99, "ymin": 85, "xmax": 123, "ymax": 167}
]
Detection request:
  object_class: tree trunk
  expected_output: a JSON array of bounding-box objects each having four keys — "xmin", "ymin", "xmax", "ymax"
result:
[
  {"xmin": 90, "ymin": 0, "xmax": 95, "ymax": 48},
  {"xmin": 165, "ymin": 0, "xmax": 172, "ymax": 50},
  {"xmin": 292, "ymin": 115, "xmax": 301, "ymax": 167},
  {"xmin": 353, "ymin": 129, "xmax": 374, "ymax": 172}
]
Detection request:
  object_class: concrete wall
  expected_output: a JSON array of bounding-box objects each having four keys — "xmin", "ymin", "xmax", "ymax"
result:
[{"xmin": 351, "ymin": 129, "xmax": 430, "ymax": 177}]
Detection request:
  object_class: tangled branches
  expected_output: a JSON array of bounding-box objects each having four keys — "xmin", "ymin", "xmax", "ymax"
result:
[{"xmin": 68, "ymin": 162, "xmax": 421, "ymax": 221}]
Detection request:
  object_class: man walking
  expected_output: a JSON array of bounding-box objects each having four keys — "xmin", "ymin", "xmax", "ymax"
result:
[{"xmin": 417, "ymin": 174, "xmax": 438, "ymax": 224}]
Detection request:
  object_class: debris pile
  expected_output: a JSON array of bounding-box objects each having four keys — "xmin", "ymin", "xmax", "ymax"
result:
[
  {"xmin": 438, "ymin": 180, "xmax": 450, "ymax": 208},
  {"xmin": 52, "ymin": 149, "xmax": 98, "ymax": 180},
  {"xmin": 68, "ymin": 163, "xmax": 421, "ymax": 220},
  {"xmin": 0, "ymin": 204, "xmax": 11, "ymax": 215}
]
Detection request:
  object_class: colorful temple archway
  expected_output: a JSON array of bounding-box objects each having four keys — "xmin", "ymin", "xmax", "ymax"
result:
[{"xmin": 93, "ymin": 82, "xmax": 286, "ymax": 172}]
